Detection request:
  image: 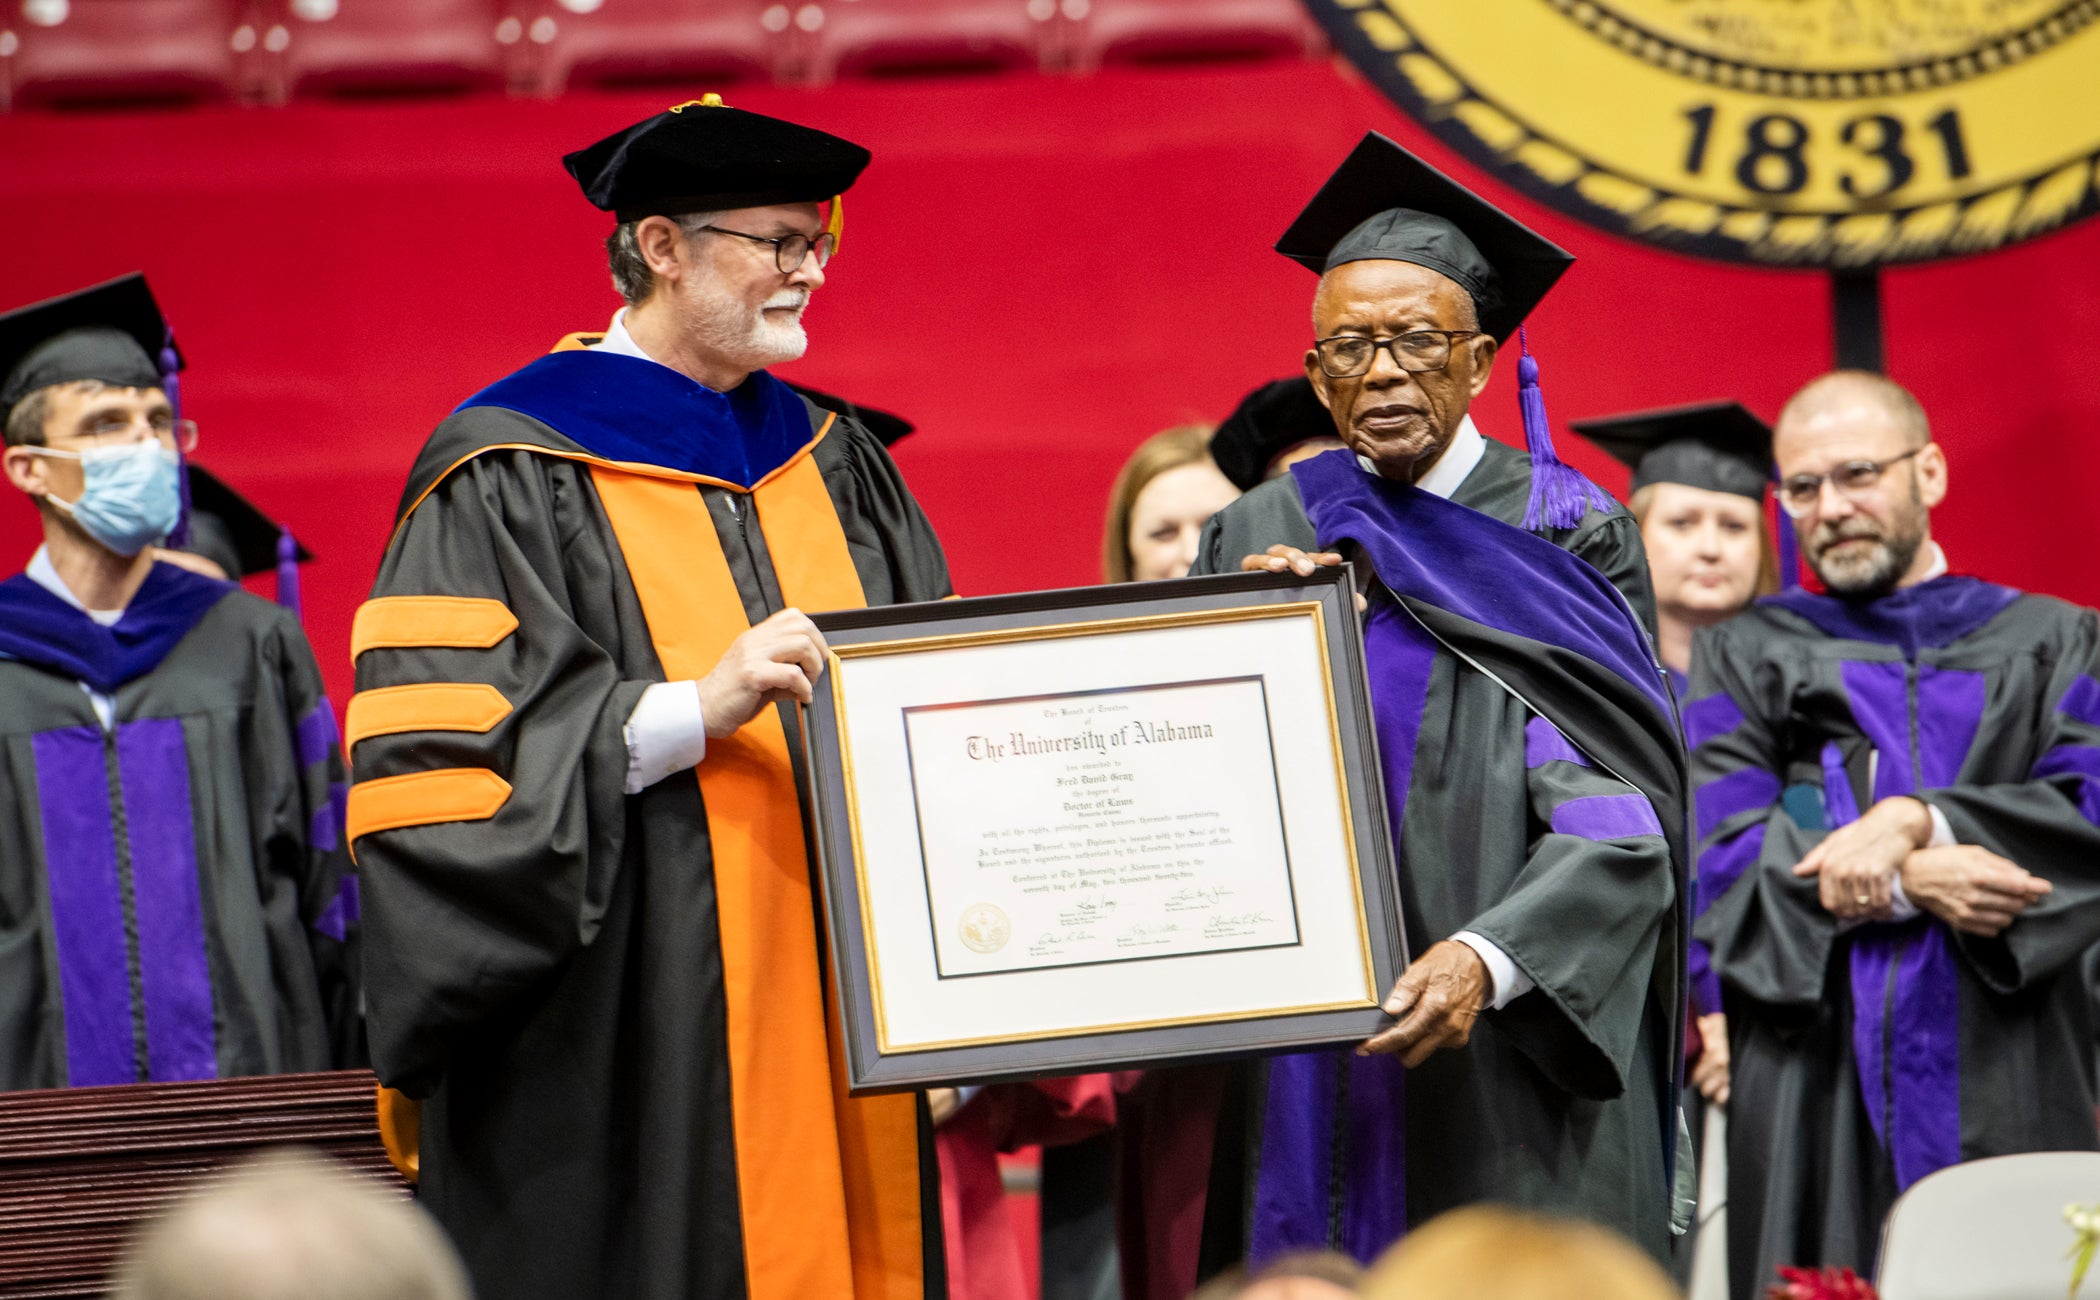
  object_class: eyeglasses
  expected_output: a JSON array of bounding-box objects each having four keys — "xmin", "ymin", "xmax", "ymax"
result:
[
  {"xmin": 1312, "ymin": 330, "xmax": 1482, "ymax": 379},
  {"xmin": 694, "ymin": 224, "xmax": 835, "ymax": 273},
  {"xmin": 1777, "ymin": 448, "xmax": 1923, "ymax": 518},
  {"xmin": 72, "ymin": 412, "xmax": 198, "ymax": 454}
]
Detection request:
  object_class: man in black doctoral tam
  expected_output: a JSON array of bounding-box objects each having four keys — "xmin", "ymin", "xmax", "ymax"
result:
[
  {"xmin": 1178, "ymin": 134, "xmax": 1688, "ymax": 1276},
  {"xmin": 1689, "ymin": 371, "xmax": 2100, "ymax": 1296},
  {"xmin": 0, "ymin": 275, "xmax": 361, "ymax": 1093},
  {"xmin": 349, "ymin": 95, "xmax": 951, "ymax": 1300}
]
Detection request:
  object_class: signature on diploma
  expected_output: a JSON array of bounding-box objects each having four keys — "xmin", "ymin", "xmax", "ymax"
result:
[
  {"xmin": 1202, "ymin": 911, "xmax": 1276, "ymax": 938},
  {"xmin": 1029, "ymin": 929, "xmax": 1098, "ymax": 955},
  {"xmin": 1164, "ymin": 884, "xmax": 1236, "ymax": 911},
  {"xmin": 1057, "ymin": 894, "xmax": 1118, "ymax": 926},
  {"xmin": 1114, "ymin": 921, "xmax": 1184, "ymax": 949}
]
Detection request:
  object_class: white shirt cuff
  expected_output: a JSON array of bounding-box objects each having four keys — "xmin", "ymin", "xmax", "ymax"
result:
[
  {"xmin": 1452, "ymin": 931, "xmax": 1533, "ymax": 1010},
  {"xmin": 1925, "ymin": 803, "xmax": 1957, "ymax": 849},
  {"xmin": 623, "ymin": 681, "xmax": 708, "ymax": 794}
]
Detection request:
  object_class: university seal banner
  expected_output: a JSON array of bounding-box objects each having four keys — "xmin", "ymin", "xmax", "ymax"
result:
[{"xmin": 1307, "ymin": 0, "xmax": 2100, "ymax": 267}]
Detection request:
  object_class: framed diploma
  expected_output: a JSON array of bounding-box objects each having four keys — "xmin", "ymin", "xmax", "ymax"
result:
[{"xmin": 801, "ymin": 565, "xmax": 1406, "ymax": 1092}]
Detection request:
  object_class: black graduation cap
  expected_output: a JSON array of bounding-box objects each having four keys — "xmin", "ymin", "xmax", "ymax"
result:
[
  {"xmin": 1274, "ymin": 133, "xmax": 1574, "ymax": 342},
  {"xmin": 0, "ymin": 274, "xmax": 180, "ymax": 427},
  {"xmin": 182, "ymin": 463, "xmax": 311, "ymax": 579},
  {"xmin": 1209, "ymin": 376, "xmax": 1336, "ymax": 491},
  {"xmin": 787, "ymin": 382, "xmax": 914, "ymax": 448},
  {"xmin": 1571, "ymin": 401, "xmax": 1774, "ymax": 501},
  {"xmin": 564, "ymin": 94, "xmax": 871, "ymax": 224}
]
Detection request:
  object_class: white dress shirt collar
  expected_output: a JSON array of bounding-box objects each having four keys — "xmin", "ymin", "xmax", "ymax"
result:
[
  {"xmin": 593, "ymin": 308, "xmax": 662, "ymax": 367},
  {"xmin": 1355, "ymin": 415, "xmax": 1487, "ymax": 500},
  {"xmin": 1917, "ymin": 541, "xmax": 1949, "ymax": 583},
  {"xmin": 27, "ymin": 545, "xmax": 124, "ymax": 626}
]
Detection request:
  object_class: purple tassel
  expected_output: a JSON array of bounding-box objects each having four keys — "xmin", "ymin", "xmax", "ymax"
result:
[
  {"xmin": 276, "ymin": 528, "xmax": 302, "ymax": 617},
  {"xmin": 1773, "ymin": 471, "xmax": 1801, "ymax": 589},
  {"xmin": 159, "ymin": 332, "xmax": 192, "ymax": 549},
  {"xmin": 1516, "ymin": 328, "xmax": 1614, "ymax": 532}
]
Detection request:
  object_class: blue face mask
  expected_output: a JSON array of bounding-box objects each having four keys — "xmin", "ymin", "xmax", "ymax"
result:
[{"xmin": 34, "ymin": 441, "xmax": 183, "ymax": 557}]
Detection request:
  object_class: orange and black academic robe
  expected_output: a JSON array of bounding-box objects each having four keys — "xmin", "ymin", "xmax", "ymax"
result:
[{"xmin": 347, "ymin": 342, "xmax": 952, "ymax": 1300}]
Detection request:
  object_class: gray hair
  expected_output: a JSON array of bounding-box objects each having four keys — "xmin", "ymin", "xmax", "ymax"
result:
[
  {"xmin": 1779, "ymin": 370, "xmax": 1931, "ymax": 447},
  {"xmin": 110, "ymin": 1149, "xmax": 471, "ymax": 1300},
  {"xmin": 606, "ymin": 212, "xmax": 720, "ymax": 306}
]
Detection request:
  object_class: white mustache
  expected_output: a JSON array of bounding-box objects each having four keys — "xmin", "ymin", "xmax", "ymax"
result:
[{"xmin": 763, "ymin": 293, "xmax": 809, "ymax": 313}]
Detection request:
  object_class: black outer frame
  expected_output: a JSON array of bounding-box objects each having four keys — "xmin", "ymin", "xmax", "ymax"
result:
[{"xmin": 800, "ymin": 564, "xmax": 1408, "ymax": 1095}]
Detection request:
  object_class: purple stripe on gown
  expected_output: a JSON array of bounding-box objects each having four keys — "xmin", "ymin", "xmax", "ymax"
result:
[
  {"xmin": 295, "ymin": 700, "xmax": 338, "ymax": 770},
  {"xmin": 2058, "ymin": 675, "xmax": 2100, "ymax": 728},
  {"xmin": 1523, "ymin": 716, "xmax": 1587, "ymax": 769},
  {"xmin": 1682, "ymin": 693, "xmax": 1745, "ymax": 752},
  {"xmin": 2033, "ymin": 745, "xmax": 2100, "ymax": 824},
  {"xmin": 32, "ymin": 727, "xmax": 137, "ymax": 1087},
  {"xmin": 1695, "ymin": 767, "xmax": 1782, "ymax": 843},
  {"xmin": 1251, "ymin": 602, "xmax": 1435, "ymax": 1263},
  {"xmin": 1550, "ymin": 792, "xmax": 1664, "ymax": 840},
  {"xmin": 1837, "ymin": 660, "xmax": 1981, "ymax": 1190},
  {"xmin": 116, "ymin": 719, "xmax": 218, "ymax": 1082},
  {"xmin": 1696, "ymin": 824, "xmax": 1766, "ymax": 916},
  {"xmin": 314, "ymin": 876, "xmax": 361, "ymax": 942}
]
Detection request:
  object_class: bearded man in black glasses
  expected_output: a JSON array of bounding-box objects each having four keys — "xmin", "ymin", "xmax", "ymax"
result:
[
  {"xmin": 1690, "ymin": 369, "xmax": 2100, "ymax": 1296},
  {"xmin": 349, "ymin": 98, "xmax": 951, "ymax": 1300}
]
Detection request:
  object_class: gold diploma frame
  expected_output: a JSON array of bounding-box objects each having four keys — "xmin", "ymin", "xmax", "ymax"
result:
[{"xmin": 802, "ymin": 566, "xmax": 1406, "ymax": 1093}]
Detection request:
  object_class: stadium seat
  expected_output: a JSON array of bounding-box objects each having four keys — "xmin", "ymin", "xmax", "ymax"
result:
[
  {"xmin": 1064, "ymin": 0, "xmax": 1324, "ymax": 71},
  {"xmin": 6, "ymin": 0, "xmax": 261, "ymax": 111},
  {"xmin": 262, "ymin": 0, "xmax": 513, "ymax": 100},
  {"xmin": 1877, "ymin": 1151, "xmax": 2100, "ymax": 1300},
  {"xmin": 515, "ymin": 0, "xmax": 780, "ymax": 96},
  {"xmin": 784, "ymin": 0, "xmax": 1052, "ymax": 84}
]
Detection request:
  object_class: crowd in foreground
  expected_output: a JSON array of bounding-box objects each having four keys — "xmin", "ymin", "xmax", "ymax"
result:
[{"xmin": 2, "ymin": 93, "xmax": 2096, "ymax": 1300}]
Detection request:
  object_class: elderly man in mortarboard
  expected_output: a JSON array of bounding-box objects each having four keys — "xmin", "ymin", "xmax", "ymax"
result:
[
  {"xmin": 348, "ymin": 98, "xmax": 951, "ymax": 1300},
  {"xmin": 0, "ymin": 275, "xmax": 362, "ymax": 1092},
  {"xmin": 1686, "ymin": 372, "xmax": 2100, "ymax": 1296},
  {"xmin": 1182, "ymin": 135, "xmax": 1689, "ymax": 1271}
]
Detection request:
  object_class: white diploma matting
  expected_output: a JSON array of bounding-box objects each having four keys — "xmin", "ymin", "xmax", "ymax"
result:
[{"xmin": 831, "ymin": 607, "xmax": 1377, "ymax": 1053}]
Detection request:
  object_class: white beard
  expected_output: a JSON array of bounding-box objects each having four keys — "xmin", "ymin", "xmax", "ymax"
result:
[{"xmin": 685, "ymin": 285, "xmax": 810, "ymax": 374}]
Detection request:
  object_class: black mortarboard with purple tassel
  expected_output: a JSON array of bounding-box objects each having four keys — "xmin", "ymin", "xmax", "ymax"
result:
[
  {"xmin": 1273, "ymin": 133, "xmax": 1613, "ymax": 532},
  {"xmin": 180, "ymin": 464, "xmax": 313, "ymax": 615}
]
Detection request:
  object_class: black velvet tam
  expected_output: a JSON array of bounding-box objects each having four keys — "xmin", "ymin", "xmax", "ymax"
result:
[
  {"xmin": 1274, "ymin": 133, "xmax": 1573, "ymax": 341},
  {"xmin": 0, "ymin": 274, "xmax": 178, "ymax": 425},
  {"xmin": 1571, "ymin": 401, "xmax": 1773, "ymax": 501},
  {"xmin": 1210, "ymin": 376, "xmax": 1336, "ymax": 490},
  {"xmin": 563, "ymin": 96, "xmax": 871, "ymax": 223}
]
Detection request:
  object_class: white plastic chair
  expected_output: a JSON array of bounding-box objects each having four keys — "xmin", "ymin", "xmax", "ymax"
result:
[{"xmin": 1877, "ymin": 1151, "xmax": 2100, "ymax": 1300}]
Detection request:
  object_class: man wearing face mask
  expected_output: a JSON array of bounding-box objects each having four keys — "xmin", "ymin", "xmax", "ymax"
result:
[
  {"xmin": 0, "ymin": 274, "xmax": 362, "ymax": 1092},
  {"xmin": 1690, "ymin": 371, "xmax": 2100, "ymax": 1295},
  {"xmin": 348, "ymin": 98, "xmax": 951, "ymax": 1300}
]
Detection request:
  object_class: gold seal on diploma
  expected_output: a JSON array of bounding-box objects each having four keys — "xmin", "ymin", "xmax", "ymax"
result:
[
  {"xmin": 958, "ymin": 904, "xmax": 1012, "ymax": 955},
  {"xmin": 1306, "ymin": 0, "xmax": 2100, "ymax": 267}
]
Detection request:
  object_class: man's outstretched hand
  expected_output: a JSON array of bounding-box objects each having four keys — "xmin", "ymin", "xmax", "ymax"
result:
[
  {"xmin": 1359, "ymin": 940, "xmax": 1491, "ymax": 1067},
  {"xmin": 698, "ymin": 607, "xmax": 829, "ymax": 739},
  {"xmin": 1241, "ymin": 544, "xmax": 1344, "ymax": 577}
]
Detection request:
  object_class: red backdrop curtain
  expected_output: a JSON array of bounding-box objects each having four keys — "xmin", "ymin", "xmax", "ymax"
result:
[{"xmin": 3, "ymin": 59, "xmax": 2096, "ymax": 708}]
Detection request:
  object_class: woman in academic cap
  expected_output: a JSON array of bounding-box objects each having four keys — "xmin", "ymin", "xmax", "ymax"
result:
[{"xmin": 1573, "ymin": 400, "xmax": 1782, "ymax": 1298}]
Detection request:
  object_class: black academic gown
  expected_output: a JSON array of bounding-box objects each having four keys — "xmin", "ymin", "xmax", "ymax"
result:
[
  {"xmin": 351, "ymin": 362, "xmax": 952, "ymax": 1300},
  {"xmin": 0, "ymin": 565, "xmax": 361, "ymax": 1090},
  {"xmin": 1182, "ymin": 448, "xmax": 1684, "ymax": 1269},
  {"xmin": 1691, "ymin": 577, "xmax": 2100, "ymax": 1298}
]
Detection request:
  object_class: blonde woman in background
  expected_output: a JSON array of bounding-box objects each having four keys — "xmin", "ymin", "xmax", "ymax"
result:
[
  {"xmin": 1103, "ymin": 424, "xmax": 1242, "ymax": 583},
  {"xmin": 1574, "ymin": 401, "xmax": 1781, "ymax": 1300}
]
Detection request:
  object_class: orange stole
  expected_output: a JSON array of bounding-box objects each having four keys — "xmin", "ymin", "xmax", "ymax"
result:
[{"xmin": 587, "ymin": 442, "xmax": 923, "ymax": 1300}]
